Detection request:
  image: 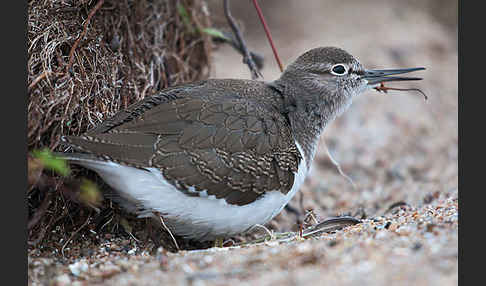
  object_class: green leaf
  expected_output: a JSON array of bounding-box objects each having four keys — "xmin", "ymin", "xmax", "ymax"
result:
[
  {"xmin": 201, "ymin": 28, "xmax": 228, "ymax": 40},
  {"xmin": 120, "ymin": 217, "xmax": 133, "ymax": 234},
  {"xmin": 79, "ymin": 179, "xmax": 102, "ymax": 206},
  {"xmin": 32, "ymin": 148, "xmax": 71, "ymax": 177},
  {"xmin": 177, "ymin": 3, "xmax": 193, "ymax": 32}
]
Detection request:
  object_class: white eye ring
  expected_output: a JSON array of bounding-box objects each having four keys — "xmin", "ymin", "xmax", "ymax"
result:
[{"xmin": 330, "ymin": 64, "xmax": 348, "ymax": 76}]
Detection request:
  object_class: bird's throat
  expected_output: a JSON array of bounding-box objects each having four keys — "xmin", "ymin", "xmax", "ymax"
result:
[{"xmin": 288, "ymin": 108, "xmax": 326, "ymax": 169}]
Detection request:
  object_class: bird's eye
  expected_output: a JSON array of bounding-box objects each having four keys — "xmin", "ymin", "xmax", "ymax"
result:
[{"xmin": 330, "ymin": 64, "xmax": 348, "ymax": 76}]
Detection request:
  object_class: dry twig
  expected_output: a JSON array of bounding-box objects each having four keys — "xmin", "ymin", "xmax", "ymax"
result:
[
  {"xmin": 302, "ymin": 216, "xmax": 361, "ymax": 238},
  {"xmin": 323, "ymin": 141, "xmax": 358, "ymax": 190},
  {"xmin": 223, "ymin": 0, "xmax": 261, "ymax": 79},
  {"xmin": 156, "ymin": 213, "xmax": 180, "ymax": 251},
  {"xmin": 62, "ymin": 215, "xmax": 91, "ymax": 257},
  {"xmin": 28, "ymin": 192, "xmax": 52, "ymax": 230},
  {"xmin": 66, "ymin": 0, "xmax": 105, "ymax": 74},
  {"xmin": 374, "ymin": 82, "xmax": 428, "ymax": 100}
]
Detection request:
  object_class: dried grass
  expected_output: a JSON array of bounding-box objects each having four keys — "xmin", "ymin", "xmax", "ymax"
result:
[
  {"xmin": 28, "ymin": 0, "xmax": 213, "ymax": 253},
  {"xmin": 28, "ymin": 0, "xmax": 212, "ymax": 149}
]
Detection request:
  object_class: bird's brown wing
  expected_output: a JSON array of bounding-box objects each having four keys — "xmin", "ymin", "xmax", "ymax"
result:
[{"xmin": 65, "ymin": 82, "xmax": 302, "ymax": 206}]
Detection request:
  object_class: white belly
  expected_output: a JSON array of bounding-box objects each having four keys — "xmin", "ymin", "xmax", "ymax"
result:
[{"xmin": 76, "ymin": 143, "xmax": 309, "ymax": 241}]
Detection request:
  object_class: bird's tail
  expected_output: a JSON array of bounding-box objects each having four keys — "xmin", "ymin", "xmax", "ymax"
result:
[
  {"xmin": 54, "ymin": 152, "xmax": 153, "ymax": 217},
  {"xmin": 53, "ymin": 151, "xmax": 100, "ymax": 163}
]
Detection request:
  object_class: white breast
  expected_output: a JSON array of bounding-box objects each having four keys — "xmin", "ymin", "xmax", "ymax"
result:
[{"xmin": 75, "ymin": 142, "xmax": 309, "ymax": 241}]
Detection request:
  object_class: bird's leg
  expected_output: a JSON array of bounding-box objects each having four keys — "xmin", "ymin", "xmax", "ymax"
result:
[{"xmin": 298, "ymin": 209, "xmax": 318, "ymax": 239}]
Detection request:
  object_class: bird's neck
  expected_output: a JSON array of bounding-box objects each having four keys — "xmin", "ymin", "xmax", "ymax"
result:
[
  {"xmin": 269, "ymin": 79, "xmax": 335, "ymax": 169},
  {"xmin": 271, "ymin": 72, "xmax": 356, "ymax": 169}
]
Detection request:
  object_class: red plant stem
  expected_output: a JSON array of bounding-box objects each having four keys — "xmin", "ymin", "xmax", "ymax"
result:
[
  {"xmin": 251, "ymin": 0, "xmax": 284, "ymax": 72},
  {"xmin": 375, "ymin": 82, "xmax": 428, "ymax": 100}
]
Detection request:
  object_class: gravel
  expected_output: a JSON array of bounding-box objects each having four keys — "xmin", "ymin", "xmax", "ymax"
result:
[{"xmin": 28, "ymin": 0, "xmax": 457, "ymax": 285}]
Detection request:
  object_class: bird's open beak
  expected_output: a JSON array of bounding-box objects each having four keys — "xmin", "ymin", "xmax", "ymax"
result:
[{"xmin": 363, "ymin": 67, "xmax": 425, "ymax": 86}]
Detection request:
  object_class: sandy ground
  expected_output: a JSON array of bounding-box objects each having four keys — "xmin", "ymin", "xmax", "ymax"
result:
[{"xmin": 28, "ymin": 0, "xmax": 458, "ymax": 285}]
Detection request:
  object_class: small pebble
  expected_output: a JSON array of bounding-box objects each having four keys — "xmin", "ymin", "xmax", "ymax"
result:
[
  {"xmin": 69, "ymin": 260, "xmax": 89, "ymax": 277},
  {"xmin": 54, "ymin": 274, "xmax": 71, "ymax": 286}
]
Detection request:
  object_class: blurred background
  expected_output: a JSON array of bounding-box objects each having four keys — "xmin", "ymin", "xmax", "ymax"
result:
[
  {"xmin": 207, "ymin": 0, "xmax": 458, "ymax": 228},
  {"xmin": 27, "ymin": 1, "xmax": 458, "ymax": 284}
]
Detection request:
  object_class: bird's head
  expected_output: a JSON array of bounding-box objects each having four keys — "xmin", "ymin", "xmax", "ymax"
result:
[{"xmin": 278, "ymin": 46, "xmax": 425, "ymax": 121}]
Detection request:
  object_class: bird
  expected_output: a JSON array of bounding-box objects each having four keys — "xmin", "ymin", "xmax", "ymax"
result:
[{"xmin": 60, "ymin": 47, "xmax": 424, "ymax": 241}]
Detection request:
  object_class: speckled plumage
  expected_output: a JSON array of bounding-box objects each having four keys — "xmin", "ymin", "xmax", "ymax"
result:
[
  {"xmin": 66, "ymin": 79, "xmax": 302, "ymax": 206},
  {"xmin": 61, "ymin": 47, "xmax": 424, "ymax": 240}
]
